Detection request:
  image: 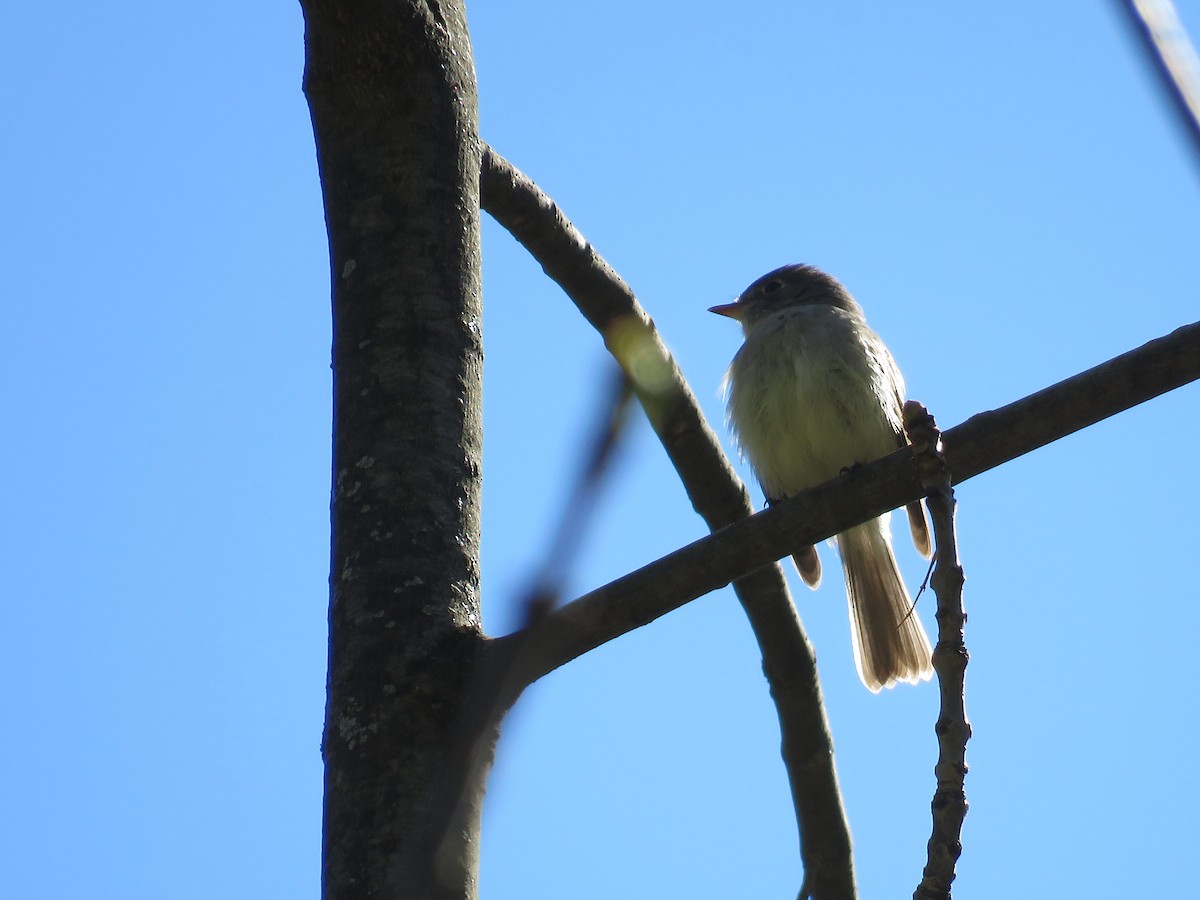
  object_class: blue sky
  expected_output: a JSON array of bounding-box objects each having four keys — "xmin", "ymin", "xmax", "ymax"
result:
[{"xmin": 3, "ymin": 2, "xmax": 1198, "ymax": 898}]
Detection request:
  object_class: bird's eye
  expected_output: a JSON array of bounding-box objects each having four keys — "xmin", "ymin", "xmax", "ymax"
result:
[{"xmin": 762, "ymin": 280, "xmax": 784, "ymax": 294}]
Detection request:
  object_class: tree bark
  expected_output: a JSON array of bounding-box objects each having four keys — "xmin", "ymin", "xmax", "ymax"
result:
[{"xmin": 300, "ymin": 2, "xmax": 484, "ymax": 897}]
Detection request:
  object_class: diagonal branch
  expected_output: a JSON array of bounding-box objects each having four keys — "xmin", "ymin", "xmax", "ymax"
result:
[
  {"xmin": 481, "ymin": 145, "xmax": 856, "ymax": 900},
  {"xmin": 498, "ymin": 318, "xmax": 1200, "ymax": 683},
  {"xmin": 1117, "ymin": 0, "xmax": 1200, "ymax": 167}
]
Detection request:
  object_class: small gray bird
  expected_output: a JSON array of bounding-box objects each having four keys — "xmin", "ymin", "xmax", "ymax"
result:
[{"xmin": 711, "ymin": 264, "xmax": 933, "ymax": 692}]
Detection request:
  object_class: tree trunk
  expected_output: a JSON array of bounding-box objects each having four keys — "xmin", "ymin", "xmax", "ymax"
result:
[{"xmin": 300, "ymin": 2, "xmax": 484, "ymax": 897}]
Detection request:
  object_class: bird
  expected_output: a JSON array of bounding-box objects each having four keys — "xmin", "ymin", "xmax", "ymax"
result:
[{"xmin": 710, "ymin": 263, "xmax": 933, "ymax": 692}]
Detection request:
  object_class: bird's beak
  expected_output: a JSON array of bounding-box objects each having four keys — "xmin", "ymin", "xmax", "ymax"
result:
[{"xmin": 708, "ymin": 301, "xmax": 744, "ymax": 320}]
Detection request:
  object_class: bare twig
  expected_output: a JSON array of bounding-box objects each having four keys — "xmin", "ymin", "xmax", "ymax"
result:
[
  {"xmin": 526, "ymin": 368, "xmax": 636, "ymax": 616},
  {"xmin": 1117, "ymin": 0, "xmax": 1200, "ymax": 166},
  {"xmin": 906, "ymin": 403, "xmax": 970, "ymax": 900},
  {"xmin": 481, "ymin": 145, "xmax": 856, "ymax": 900}
]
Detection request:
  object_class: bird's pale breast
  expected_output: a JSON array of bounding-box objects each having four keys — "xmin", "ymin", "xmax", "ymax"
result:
[{"xmin": 724, "ymin": 304, "xmax": 903, "ymax": 501}]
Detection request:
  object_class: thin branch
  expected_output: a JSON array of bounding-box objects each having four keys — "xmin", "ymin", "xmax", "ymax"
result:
[
  {"xmin": 1117, "ymin": 0, "xmax": 1200, "ymax": 166},
  {"xmin": 422, "ymin": 368, "xmax": 635, "ymax": 894},
  {"xmin": 528, "ymin": 368, "xmax": 636, "ymax": 611},
  {"xmin": 499, "ymin": 319, "xmax": 1200, "ymax": 684},
  {"xmin": 906, "ymin": 403, "xmax": 970, "ymax": 900},
  {"xmin": 481, "ymin": 145, "xmax": 855, "ymax": 900}
]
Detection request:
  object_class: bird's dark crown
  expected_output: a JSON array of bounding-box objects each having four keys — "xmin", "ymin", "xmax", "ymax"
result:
[{"xmin": 735, "ymin": 264, "xmax": 863, "ymax": 323}]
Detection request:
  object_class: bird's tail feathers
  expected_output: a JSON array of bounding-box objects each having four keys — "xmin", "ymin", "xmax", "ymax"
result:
[
  {"xmin": 837, "ymin": 519, "xmax": 933, "ymax": 692},
  {"xmin": 905, "ymin": 500, "xmax": 932, "ymax": 559}
]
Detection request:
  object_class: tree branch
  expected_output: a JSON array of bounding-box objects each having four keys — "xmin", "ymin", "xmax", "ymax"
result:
[
  {"xmin": 1116, "ymin": 0, "xmax": 1200, "ymax": 169},
  {"xmin": 501, "ymin": 319, "xmax": 1200, "ymax": 681},
  {"xmin": 481, "ymin": 145, "xmax": 856, "ymax": 900}
]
